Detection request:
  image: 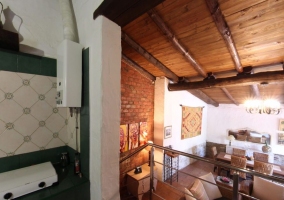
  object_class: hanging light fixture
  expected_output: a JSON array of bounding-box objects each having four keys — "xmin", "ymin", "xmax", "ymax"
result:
[{"xmin": 245, "ymin": 99, "xmax": 281, "ymax": 115}]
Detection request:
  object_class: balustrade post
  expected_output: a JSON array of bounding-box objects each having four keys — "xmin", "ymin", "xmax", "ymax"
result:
[
  {"xmin": 149, "ymin": 146, "xmax": 154, "ymax": 200},
  {"xmin": 233, "ymin": 173, "xmax": 239, "ymax": 200}
]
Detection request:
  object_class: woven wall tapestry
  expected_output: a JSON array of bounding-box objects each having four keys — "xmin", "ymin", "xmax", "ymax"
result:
[{"xmin": 181, "ymin": 106, "xmax": 203, "ymax": 139}]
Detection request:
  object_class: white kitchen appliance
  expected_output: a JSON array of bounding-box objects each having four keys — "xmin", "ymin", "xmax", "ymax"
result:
[
  {"xmin": 0, "ymin": 162, "xmax": 58, "ymax": 200},
  {"xmin": 56, "ymin": 39, "xmax": 83, "ymax": 107}
]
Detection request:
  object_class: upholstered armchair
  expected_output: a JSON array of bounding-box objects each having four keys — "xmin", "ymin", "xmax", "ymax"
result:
[{"xmin": 239, "ymin": 176, "xmax": 284, "ymax": 200}]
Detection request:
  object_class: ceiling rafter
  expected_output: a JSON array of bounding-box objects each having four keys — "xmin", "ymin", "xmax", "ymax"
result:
[
  {"xmin": 148, "ymin": 9, "xmax": 207, "ymax": 77},
  {"xmin": 221, "ymin": 88, "xmax": 239, "ymax": 106},
  {"xmin": 205, "ymin": 0, "xmax": 260, "ymax": 103},
  {"xmin": 122, "ymin": 32, "xmax": 219, "ymax": 107},
  {"xmin": 205, "ymin": 0, "xmax": 243, "ymax": 73},
  {"xmin": 148, "ymin": 8, "xmax": 235, "ymax": 106},
  {"xmin": 122, "ymin": 54, "xmax": 156, "ymax": 82},
  {"xmin": 168, "ymin": 71, "xmax": 284, "ymax": 91},
  {"xmin": 188, "ymin": 90, "xmax": 219, "ymax": 107},
  {"xmin": 121, "ymin": 32, "xmax": 179, "ymax": 83}
]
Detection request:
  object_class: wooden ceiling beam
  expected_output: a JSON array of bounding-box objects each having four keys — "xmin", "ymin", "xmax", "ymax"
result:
[
  {"xmin": 221, "ymin": 88, "xmax": 239, "ymax": 105},
  {"xmin": 122, "ymin": 54, "xmax": 156, "ymax": 82},
  {"xmin": 205, "ymin": 0, "xmax": 243, "ymax": 73},
  {"xmin": 148, "ymin": 9, "xmax": 207, "ymax": 77},
  {"xmin": 188, "ymin": 90, "xmax": 219, "ymax": 107},
  {"xmin": 121, "ymin": 32, "xmax": 179, "ymax": 82},
  {"xmin": 93, "ymin": 0, "xmax": 165, "ymax": 27},
  {"xmin": 186, "ymin": 63, "xmax": 283, "ymax": 82},
  {"xmin": 168, "ymin": 71, "xmax": 284, "ymax": 91}
]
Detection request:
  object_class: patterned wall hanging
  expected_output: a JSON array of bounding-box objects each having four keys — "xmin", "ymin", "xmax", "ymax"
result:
[
  {"xmin": 139, "ymin": 122, "xmax": 148, "ymax": 146},
  {"xmin": 120, "ymin": 124, "xmax": 128, "ymax": 153},
  {"xmin": 181, "ymin": 106, "xmax": 203, "ymax": 140},
  {"xmin": 129, "ymin": 123, "xmax": 139, "ymax": 150}
]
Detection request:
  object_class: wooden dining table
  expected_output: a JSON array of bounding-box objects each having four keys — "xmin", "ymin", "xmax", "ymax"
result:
[{"xmin": 216, "ymin": 152, "xmax": 284, "ymax": 177}]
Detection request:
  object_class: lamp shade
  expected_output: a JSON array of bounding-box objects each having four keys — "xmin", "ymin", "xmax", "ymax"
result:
[{"xmin": 227, "ymin": 135, "xmax": 235, "ymax": 141}]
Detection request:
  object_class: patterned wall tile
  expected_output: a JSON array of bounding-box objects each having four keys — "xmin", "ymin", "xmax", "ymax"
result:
[
  {"xmin": 0, "ymin": 90, "xmax": 5, "ymax": 102},
  {"xmin": 0, "ymin": 71, "xmax": 23, "ymax": 93},
  {"xmin": 30, "ymin": 76, "xmax": 53, "ymax": 94},
  {"xmin": 13, "ymin": 86, "xmax": 38, "ymax": 108},
  {"xmin": 0, "ymin": 149, "xmax": 6, "ymax": 157},
  {"xmin": 14, "ymin": 115, "xmax": 39, "ymax": 136},
  {"xmin": 59, "ymin": 126, "xmax": 68, "ymax": 144},
  {"xmin": 46, "ymin": 138, "xmax": 65, "ymax": 149},
  {"xmin": 0, "ymin": 71, "xmax": 69, "ymax": 158},
  {"xmin": 45, "ymin": 89, "xmax": 57, "ymax": 106},
  {"xmin": 0, "ymin": 100, "xmax": 23, "ymax": 122},
  {"xmin": 45, "ymin": 113, "xmax": 65, "ymax": 133},
  {"xmin": 0, "ymin": 120, "xmax": 6, "ymax": 134},
  {"xmin": 31, "ymin": 127, "xmax": 53, "ymax": 147},
  {"xmin": 16, "ymin": 142, "xmax": 39, "ymax": 155},
  {"xmin": 30, "ymin": 100, "xmax": 53, "ymax": 121},
  {"xmin": 0, "ymin": 130, "xmax": 23, "ymax": 153},
  {"xmin": 17, "ymin": 73, "xmax": 35, "ymax": 80}
]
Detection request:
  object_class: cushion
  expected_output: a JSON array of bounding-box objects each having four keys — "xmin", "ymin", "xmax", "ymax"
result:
[
  {"xmin": 190, "ymin": 179, "xmax": 209, "ymax": 200},
  {"xmin": 251, "ymin": 176, "xmax": 284, "ymax": 200},
  {"xmin": 184, "ymin": 187, "xmax": 195, "ymax": 200},
  {"xmin": 199, "ymin": 173, "xmax": 222, "ymax": 200}
]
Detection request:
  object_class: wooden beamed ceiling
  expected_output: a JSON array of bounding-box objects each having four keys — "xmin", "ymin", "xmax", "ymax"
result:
[{"xmin": 95, "ymin": 0, "xmax": 284, "ymax": 105}]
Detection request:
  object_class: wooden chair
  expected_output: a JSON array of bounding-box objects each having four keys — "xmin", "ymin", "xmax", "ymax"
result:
[
  {"xmin": 210, "ymin": 146, "xmax": 230, "ymax": 176},
  {"xmin": 254, "ymin": 160, "xmax": 273, "ymax": 175},
  {"xmin": 210, "ymin": 146, "xmax": 218, "ymax": 172},
  {"xmin": 230, "ymin": 155, "xmax": 247, "ymax": 179},
  {"xmin": 253, "ymin": 152, "xmax": 269, "ymax": 163},
  {"xmin": 233, "ymin": 148, "xmax": 246, "ymax": 157}
]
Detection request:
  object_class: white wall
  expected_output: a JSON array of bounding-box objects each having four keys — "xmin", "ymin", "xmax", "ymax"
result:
[
  {"xmin": 2, "ymin": 0, "xmax": 64, "ymax": 58},
  {"xmin": 154, "ymin": 77, "xmax": 208, "ymax": 173},
  {"xmin": 207, "ymin": 104, "xmax": 284, "ymax": 155}
]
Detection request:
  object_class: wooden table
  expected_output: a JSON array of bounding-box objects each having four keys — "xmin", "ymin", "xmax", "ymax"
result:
[
  {"xmin": 216, "ymin": 152, "xmax": 284, "ymax": 177},
  {"xmin": 216, "ymin": 176, "xmax": 239, "ymax": 199},
  {"xmin": 127, "ymin": 163, "xmax": 157, "ymax": 200}
]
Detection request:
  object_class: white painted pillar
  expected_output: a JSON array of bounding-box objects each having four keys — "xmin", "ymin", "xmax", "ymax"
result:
[
  {"xmin": 89, "ymin": 16, "xmax": 121, "ymax": 200},
  {"xmin": 154, "ymin": 77, "xmax": 166, "ymax": 181}
]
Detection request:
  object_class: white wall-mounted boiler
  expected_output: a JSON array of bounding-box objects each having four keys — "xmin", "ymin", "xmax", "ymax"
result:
[{"xmin": 57, "ymin": 39, "xmax": 83, "ymax": 107}]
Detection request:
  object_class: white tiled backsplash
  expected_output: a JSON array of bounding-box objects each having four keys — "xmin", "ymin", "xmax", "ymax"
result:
[{"xmin": 0, "ymin": 71, "xmax": 80, "ymax": 158}]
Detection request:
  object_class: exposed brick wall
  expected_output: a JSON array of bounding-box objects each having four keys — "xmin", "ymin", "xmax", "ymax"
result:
[{"xmin": 119, "ymin": 61, "xmax": 155, "ymax": 187}]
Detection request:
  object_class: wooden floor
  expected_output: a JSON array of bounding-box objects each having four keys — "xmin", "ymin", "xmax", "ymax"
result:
[{"xmin": 121, "ymin": 160, "xmax": 220, "ymax": 200}]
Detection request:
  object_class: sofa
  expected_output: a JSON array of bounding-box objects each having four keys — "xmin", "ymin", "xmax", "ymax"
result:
[
  {"xmin": 181, "ymin": 172, "xmax": 235, "ymax": 200},
  {"xmin": 239, "ymin": 176, "xmax": 284, "ymax": 200}
]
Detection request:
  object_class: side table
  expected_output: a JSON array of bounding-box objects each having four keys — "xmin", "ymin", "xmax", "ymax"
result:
[
  {"xmin": 216, "ymin": 176, "xmax": 239, "ymax": 199},
  {"xmin": 126, "ymin": 163, "xmax": 157, "ymax": 200}
]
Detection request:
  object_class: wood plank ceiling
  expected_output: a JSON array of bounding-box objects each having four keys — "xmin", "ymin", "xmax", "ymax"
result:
[{"xmin": 95, "ymin": 0, "xmax": 284, "ymax": 106}]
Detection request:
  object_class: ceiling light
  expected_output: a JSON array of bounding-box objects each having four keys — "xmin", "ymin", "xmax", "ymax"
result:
[{"xmin": 245, "ymin": 99, "xmax": 281, "ymax": 115}]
